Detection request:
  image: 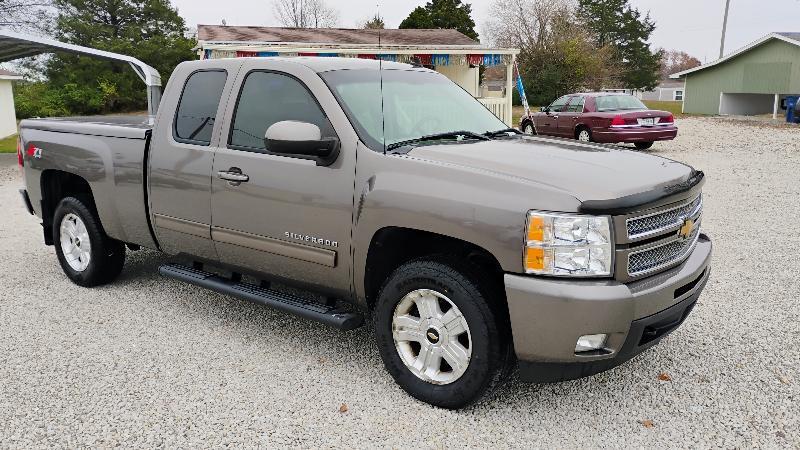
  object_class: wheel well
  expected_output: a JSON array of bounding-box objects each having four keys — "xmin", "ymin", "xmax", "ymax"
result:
[
  {"xmin": 521, "ymin": 119, "xmax": 535, "ymax": 132},
  {"xmin": 364, "ymin": 227, "xmax": 504, "ymax": 310},
  {"xmin": 575, "ymin": 124, "xmax": 589, "ymax": 139},
  {"xmin": 40, "ymin": 170, "xmax": 94, "ymax": 245}
]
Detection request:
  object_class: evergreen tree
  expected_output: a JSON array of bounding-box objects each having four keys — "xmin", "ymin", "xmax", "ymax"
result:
[
  {"xmin": 400, "ymin": 0, "xmax": 479, "ymax": 41},
  {"xmin": 41, "ymin": 0, "xmax": 195, "ymax": 115},
  {"xmin": 577, "ymin": 0, "xmax": 662, "ymax": 90}
]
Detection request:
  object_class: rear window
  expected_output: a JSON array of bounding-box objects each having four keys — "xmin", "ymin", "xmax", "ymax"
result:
[
  {"xmin": 173, "ymin": 70, "xmax": 228, "ymax": 145},
  {"xmin": 595, "ymin": 95, "xmax": 647, "ymax": 112}
]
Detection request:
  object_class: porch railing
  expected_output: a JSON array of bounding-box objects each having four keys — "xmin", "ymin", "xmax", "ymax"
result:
[{"xmin": 478, "ymin": 97, "xmax": 511, "ymax": 126}]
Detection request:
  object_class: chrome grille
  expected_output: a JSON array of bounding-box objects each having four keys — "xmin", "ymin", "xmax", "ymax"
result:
[
  {"xmin": 627, "ymin": 225, "xmax": 700, "ymax": 277},
  {"xmin": 626, "ymin": 195, "xmax": 702, "ymax": 240}
]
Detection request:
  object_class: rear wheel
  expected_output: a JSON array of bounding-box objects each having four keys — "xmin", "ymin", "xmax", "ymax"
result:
[
  {"xmin": 577, "ymin": 127, "xmax": 592, "ymax": 142},
  {"xmin": 374, "ymin": 258, "xmax": 512, "ymax": 409},
  {"xmin": 53, "ymin": 196, "xmax": 126, "ymax": 287},
  {"xmin": 634, "ymin": 142, "xmax": 654, "ymax": 150}
]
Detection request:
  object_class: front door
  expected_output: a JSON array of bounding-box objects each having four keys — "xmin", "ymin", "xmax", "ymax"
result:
[
  {"xmin": 148, "ymin": 67, "xmax": 233, "ymax": 259},
  {"xmin": 210, "ymin": 63, "xmax": 355, "ymax": 296},
  {"xmin": 535, "ymin": 95, "xmax": 569, "ymax": 135}
]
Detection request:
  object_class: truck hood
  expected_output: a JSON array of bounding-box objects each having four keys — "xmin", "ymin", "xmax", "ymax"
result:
[{"xmin": 405, "ymin": 136, "xmax": 695, "ymax": 203}]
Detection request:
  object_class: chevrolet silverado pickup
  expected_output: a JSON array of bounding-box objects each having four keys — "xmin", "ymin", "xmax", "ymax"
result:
[{"xmin": 17, "ymin": 57, "xmax": 712, "ymax": 409}]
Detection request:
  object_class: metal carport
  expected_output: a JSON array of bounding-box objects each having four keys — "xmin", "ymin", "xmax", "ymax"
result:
[{"xmin": 0, "ymin": 30, "xmax": 162, "ymax": 116}]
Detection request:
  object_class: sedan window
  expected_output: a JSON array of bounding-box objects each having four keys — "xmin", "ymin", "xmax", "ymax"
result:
[
  {"xmin": 566, "ymin": 97, "xmax": 585, "ymax": 112},
  {"xmin": 596, "ymin": 95, "xmax": 647, "ymax": 111}
]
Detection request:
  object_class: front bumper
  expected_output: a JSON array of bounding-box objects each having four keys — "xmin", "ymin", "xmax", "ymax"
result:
[
  {"xmin": 505, "ymin": 233, "xmax": 712, "ymax": 383},
  {"xmin": 593, "ymin": 126, "xmax": 678, "ymax": 143}
]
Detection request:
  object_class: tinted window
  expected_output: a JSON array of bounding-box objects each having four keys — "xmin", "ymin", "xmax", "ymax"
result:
[
  {"xmin": 174, "ymin": 70, "xmax": 228, "ymax": 145},
  {"xmin": 230, "ymin": 71, "xmax": 334, "ymax": 150},
  {"xmin": 566, "ymin": 96, "xmax": 585, "ymax": 112},
  {"xmin": 548, "ymin": 96, "xmax": 570, "ymax": 111},
  {"xmin": 595, "ymin": 95, "xmax": 647, "ymax": 111}
]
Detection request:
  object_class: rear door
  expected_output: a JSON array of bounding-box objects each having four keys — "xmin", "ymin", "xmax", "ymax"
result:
[
  {"xmin": 148, "ymin": 64, "xmax": 238, "ymax": 259},
  {"xmin": 209, "ymin": 60, "xmax": 356, "ymax": 296},
  {"xmin": 557, "ymin": 96, "xmax": 585, "ymax": 137}
]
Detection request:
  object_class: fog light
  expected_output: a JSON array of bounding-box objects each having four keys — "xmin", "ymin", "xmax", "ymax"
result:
[{"xmin": 575, "ymin": 334, "xmax": 608, "ymax": 353}]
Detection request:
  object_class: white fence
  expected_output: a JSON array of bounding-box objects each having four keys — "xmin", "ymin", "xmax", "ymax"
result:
[{"xmin": 478, "ymin": 97, "xmax": 512, "ymax": 126}]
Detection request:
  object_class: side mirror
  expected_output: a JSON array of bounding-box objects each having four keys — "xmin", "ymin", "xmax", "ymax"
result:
[
  {"xmin": 540, "ymin": 106, "xmax": 549, "ymax": 113},
  {"xmin": 264, "ymin": 120, "xmax": 340, "ymax": 166}
]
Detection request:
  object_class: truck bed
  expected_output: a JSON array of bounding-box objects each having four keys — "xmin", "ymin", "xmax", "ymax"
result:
[
  {"xmin": 20, "ymin": 115, "xmax": 153, "ymax": 140},
  {"xmin": 19, "ymin": 114, "xmax": 157, "ymax": 250}
]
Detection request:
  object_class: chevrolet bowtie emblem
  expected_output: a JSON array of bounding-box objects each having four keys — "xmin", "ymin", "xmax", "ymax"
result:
[{"xmin": 679, "ymin": 219, "xmax": 695, "ymax": 239}]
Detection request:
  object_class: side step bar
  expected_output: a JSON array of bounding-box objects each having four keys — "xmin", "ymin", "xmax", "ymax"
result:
[{"xmin": 159, "ymin": 263, "xmax": 364, "ymax": 330}]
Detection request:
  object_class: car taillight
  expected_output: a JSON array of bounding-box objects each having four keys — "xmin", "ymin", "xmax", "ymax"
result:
[
  {"xmin": 662, "ymin": 113, "xmax": 674, "ymax": 123},
  {"xmin": 17, "ymin": 138, "xmax": 23, "ymax": 167},
  {"xmin": 610, "ymin": 115, "xmax": 626, "ymax": 126}
]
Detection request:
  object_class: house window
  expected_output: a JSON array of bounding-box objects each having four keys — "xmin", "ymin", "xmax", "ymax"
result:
[{"xmin": 674, "ymin": 90, "xmax": 684, "ymax": 101}]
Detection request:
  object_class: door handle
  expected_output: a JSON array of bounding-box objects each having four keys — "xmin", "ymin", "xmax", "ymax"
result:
[{"xmin": 217, "ymin": 168, "xmax": 249, "ymax": 184}]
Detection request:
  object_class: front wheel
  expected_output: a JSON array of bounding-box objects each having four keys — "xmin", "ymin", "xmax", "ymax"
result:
[
  {"xmin": 522, "ymin": 122, "xmax": 535, "ymax": 135},
  {"xmin": 634, "ymin": 142, "xmax": 654, "ymax": 150},
  {"xmin": 374, "ymin": 258, "xmax": 512, "ymax": 409},
  {"xmin": 53, "ymin": 196, "xmax": 126, "ymax": 287}
]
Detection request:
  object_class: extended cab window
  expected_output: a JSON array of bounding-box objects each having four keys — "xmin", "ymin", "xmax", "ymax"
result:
[
  {"xmin": 229, "ymin": 71, "xmax": 335, "ymax": 151},
  {"xmin": 173, "ymin": 70, "xmax": 228, "ymax": 145}
]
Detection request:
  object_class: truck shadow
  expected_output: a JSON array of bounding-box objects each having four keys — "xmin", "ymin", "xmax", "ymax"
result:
[{"xmin": 114, "ymin": 247, "xmax": 677, "ymax": 413}]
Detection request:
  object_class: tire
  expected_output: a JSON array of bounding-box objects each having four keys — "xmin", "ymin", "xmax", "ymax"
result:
[
  {"xmin": 374, "ymin": 257, "xmax": 512, "ymax": 409},
  {"xmin": 634, "ymin": 142, "xmax": 654, "ymax": 150},
  {"xmin": 576, "ymin": 127, "xmax": 592, "ymax": 142},
  {"xmin": 53, "ymin": 195, "xmax": 126, "ymax": 287},
  {"xmin": 522, "ymin": 122, "xmax": 535, "ymax": 135}
]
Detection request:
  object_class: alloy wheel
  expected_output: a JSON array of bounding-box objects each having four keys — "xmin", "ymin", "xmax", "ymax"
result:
[{"xmin": 392, "ymin": 289, "xmax": 472, "ymax": 385}]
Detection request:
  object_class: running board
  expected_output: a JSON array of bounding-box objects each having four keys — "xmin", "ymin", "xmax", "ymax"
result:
[{"xmin": 158, "ymin": 263, "xmax": 364, "ymax": 330}]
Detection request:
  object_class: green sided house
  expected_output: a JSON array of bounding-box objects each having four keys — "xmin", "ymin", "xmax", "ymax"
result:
[{"xmin": 671, "ymin": 32, "xmax": 800, "ymax": 117}]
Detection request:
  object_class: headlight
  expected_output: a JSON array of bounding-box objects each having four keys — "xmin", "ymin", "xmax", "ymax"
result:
[{"xmin": 524, "ymin": 211, "xmax": 613, "ymax": 277}]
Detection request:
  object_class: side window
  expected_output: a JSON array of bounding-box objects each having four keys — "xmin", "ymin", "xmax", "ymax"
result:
[
  {"xmin": 229, "ymin": 71, "xmax": 335, "ymax": 151},
  {"xmin": 173, "ymin": 70, "xmax": 228, "ymax": 145},
  {"xmin": 567, "ymin": 97, "xmax": 585, "ymax": 112},
  {"xmin": 674, "ymin": 90, "xmax": 684, "ymax": 101},
  {"xmin": 549, "ymin": 96, "xmax": 570, "ymax": 112}
]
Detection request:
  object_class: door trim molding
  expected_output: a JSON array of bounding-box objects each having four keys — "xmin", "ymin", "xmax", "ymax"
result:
[
  {"xmin": 153, "ymin": 214, "xmax": 211, "ymax": 239},
  {"xmin": 212, "ymin": 227, "xmax": 337, "ymax": 267}
]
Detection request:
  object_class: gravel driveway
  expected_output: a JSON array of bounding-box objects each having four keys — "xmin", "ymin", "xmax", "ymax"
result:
[{"xmin": 1, "ymin": 117, "xmax": 798, "ymax": 448}]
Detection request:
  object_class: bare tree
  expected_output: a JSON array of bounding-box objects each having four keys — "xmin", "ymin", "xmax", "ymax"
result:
[
  {"xmin": 484, "ymin": 0, "xmax": 619, "ymax": 102},
  {"xmin": 660, "ymin": 49, "xmax": 701, "ymax": 79},
  {"xmin": 0, "ymin": 0, "xmax": 52, "ymax": 31},
  {"xmin": 359, "ymin": 13, "xmax": 384, "ymax": 30},
  {"xmin": 272, "ymin": 0, "xmax": 339, "ymax": 28}
]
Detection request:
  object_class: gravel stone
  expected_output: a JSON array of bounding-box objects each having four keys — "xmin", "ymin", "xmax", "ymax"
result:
[{"xmin": 1, "ymin": 117, "xmax": 798, "ymax": 447}]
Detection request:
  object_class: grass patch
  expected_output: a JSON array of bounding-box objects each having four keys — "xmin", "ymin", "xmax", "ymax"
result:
[
  {"xmin": 0, "ymin": 134, "xmax": 17, "ymax": 153},
  {"xmin": 643, "ymin": 101, "xmax": 684, "ymax": 116}
]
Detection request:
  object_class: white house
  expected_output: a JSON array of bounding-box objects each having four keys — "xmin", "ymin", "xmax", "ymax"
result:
[
  {"xmin": 196, "ymin": 26, "xmax": 520, "ymax": 125},
  {"xmin": 602, "ymin": 80, "xmax": 685, "ymax": 102},
  {"xmin": 0, "ymin": 68, "xmax": 21, "ymax": 138}
]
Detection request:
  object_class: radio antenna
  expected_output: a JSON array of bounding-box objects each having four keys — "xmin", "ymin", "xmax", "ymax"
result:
[{"xmin": 378, "ymin": 1, "xmax": 386, "ymax": 155}]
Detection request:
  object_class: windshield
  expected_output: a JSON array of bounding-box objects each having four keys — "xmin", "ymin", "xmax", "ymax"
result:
[
  {"xmin": 595, "ymin": 95, "xmax": 648, "ymax": 111},
  {"xmin": 321, "ymin": 69, "xmax": 508, "ymax": 150}
]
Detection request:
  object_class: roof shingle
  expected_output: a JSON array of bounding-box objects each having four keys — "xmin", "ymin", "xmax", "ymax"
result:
[{"xmin": 197, "ymin": 25, "xmax": 480, "ymax": 46}]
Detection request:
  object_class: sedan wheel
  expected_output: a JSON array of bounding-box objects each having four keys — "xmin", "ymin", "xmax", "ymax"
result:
[
  {"xmin": 578, "ymin": 129, "xmax": 592, "ymax": 142},
  {"xmin": 523, "ymin": 123, "xmax": 535, "ymax": 135}
]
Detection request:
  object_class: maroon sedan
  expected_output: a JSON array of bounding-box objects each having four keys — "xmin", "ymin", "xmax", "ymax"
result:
[{"xmin": 519, "ymin": 93, "xmax": 677, "ymax": 149}]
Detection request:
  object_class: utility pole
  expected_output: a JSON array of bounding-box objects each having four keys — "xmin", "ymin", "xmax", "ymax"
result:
[{"xmin": 719, "ymin": 0, "xmax": 731, "ymax": 59}]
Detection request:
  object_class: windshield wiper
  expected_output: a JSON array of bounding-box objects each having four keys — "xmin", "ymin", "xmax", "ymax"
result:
[
  {"xmin": 484, "ymin": 128, "xmax": 521, "ymax": 138},
  {"xmin": 386, "ymin": 130, "xmax": 490, "ymax": 151}
]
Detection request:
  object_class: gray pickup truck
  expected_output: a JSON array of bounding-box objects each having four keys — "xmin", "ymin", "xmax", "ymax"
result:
[{"xmin": 17, "ymin": 57, "xmax": 711, "ymax": 409}]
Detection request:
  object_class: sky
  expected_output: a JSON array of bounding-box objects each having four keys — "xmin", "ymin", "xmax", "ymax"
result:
[{"xmin": 172, "ymin": 0, "xmax": 800, "ymax": 62}]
